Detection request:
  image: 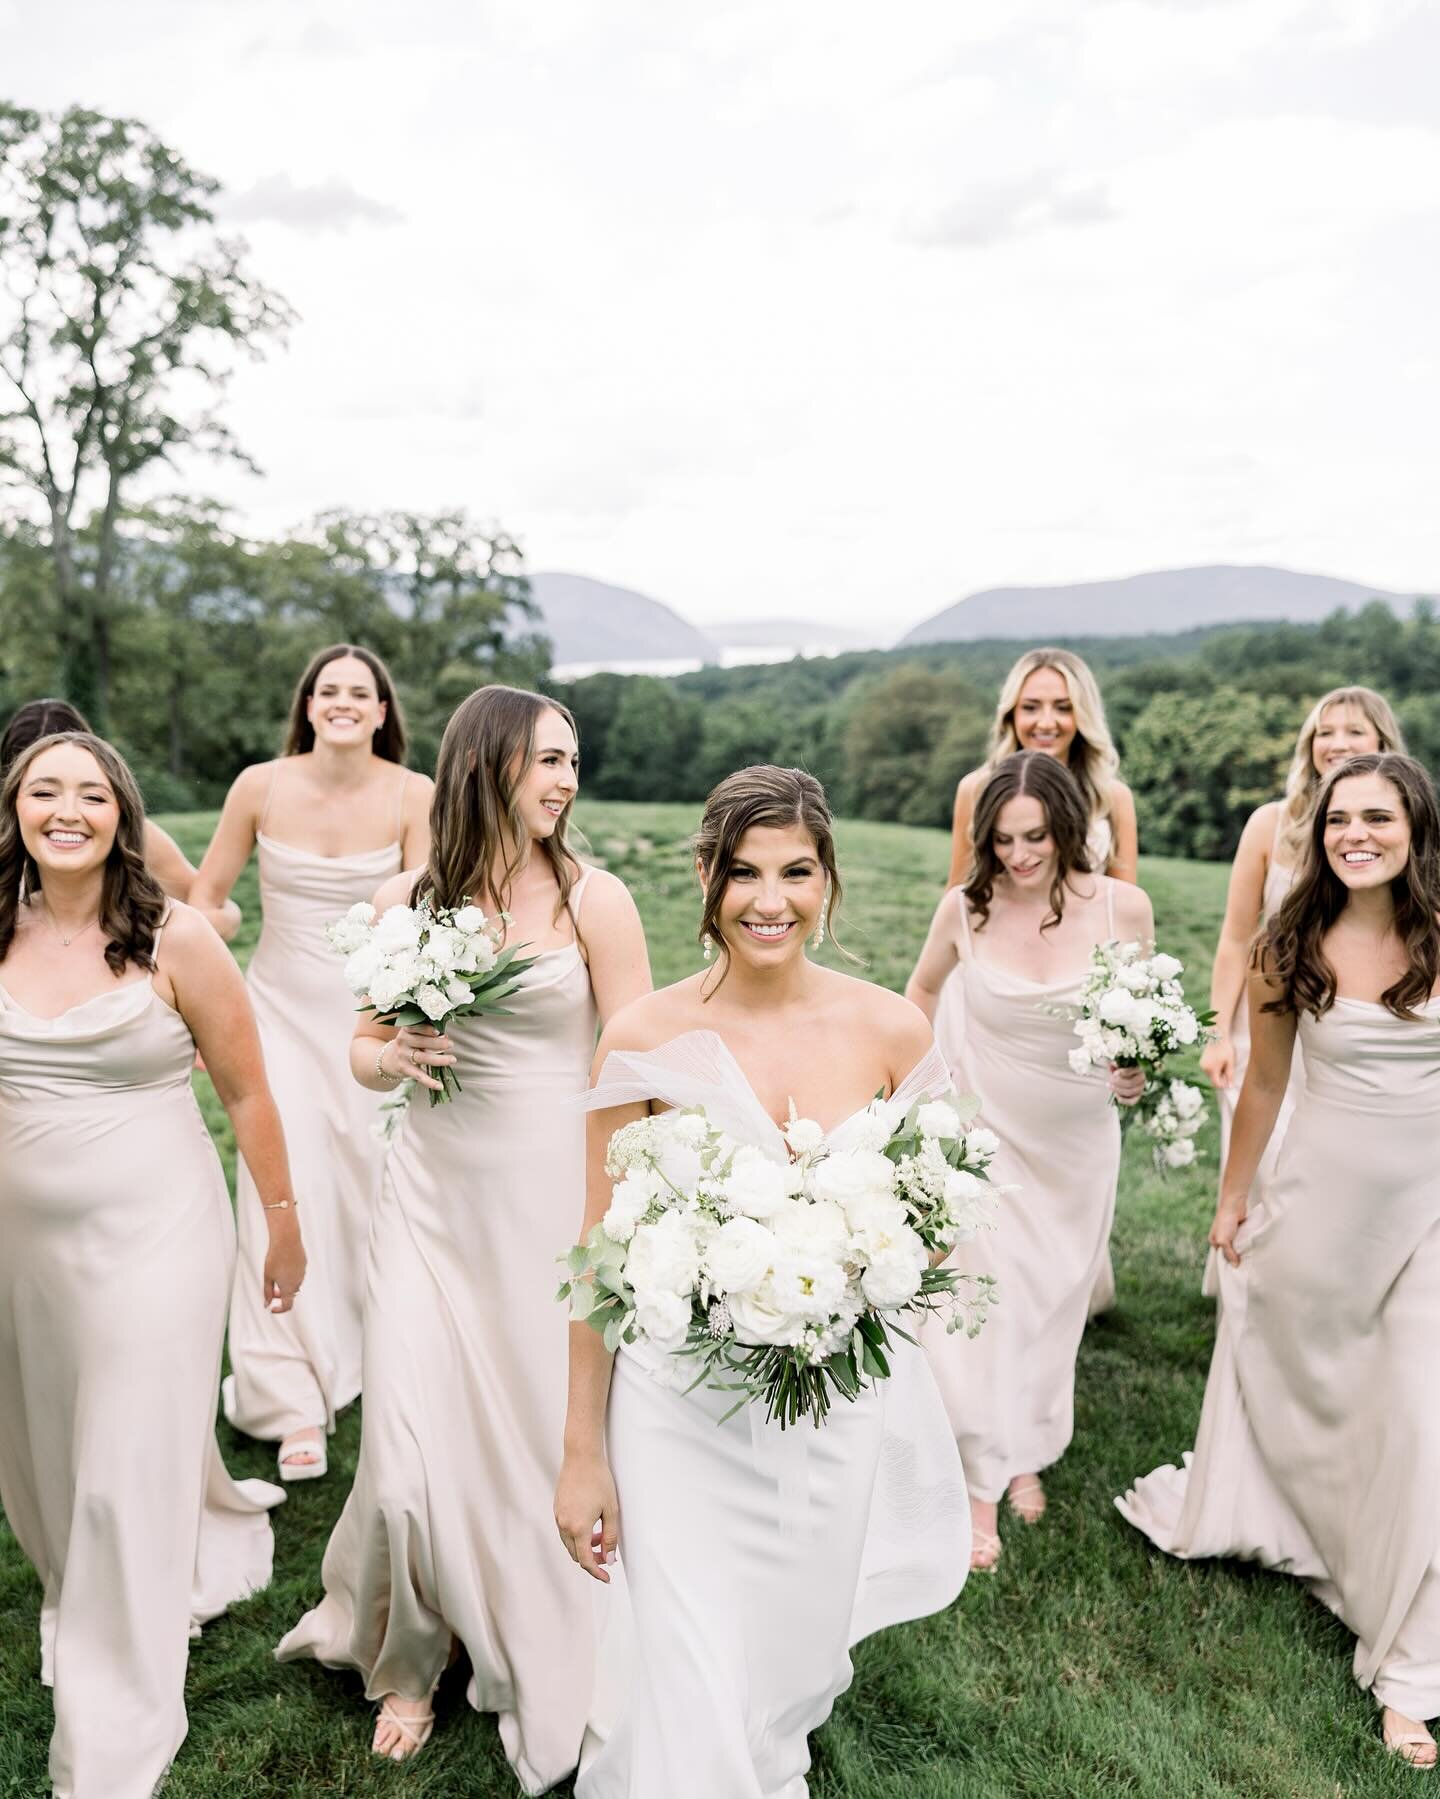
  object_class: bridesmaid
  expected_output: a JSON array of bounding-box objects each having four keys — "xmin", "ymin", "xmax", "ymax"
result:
[
  {"xmin": 907, "ymin": 752, "xmax": 1151, "ymax": 1570},
  {"xmin": 555, "ymin": 765, "xmax": 969, "ymax": 1799},
  {"xmin": 0, "ymin": 731, "xmax": 304, "ymax": 1799},
  {"xmin": 278, "ymin": 685, "xmax": 651, "ymax": 1783},
  {"xmin": 1200, "ymin": 686, "xmax": 1405, "ymax": 1175},
  {"xmin": 190, "ymin": 643, "xmax": 431, "ymax": 1479},
  {"xmin": 1118, "ymin": 752, "xmax": 1440, "ymax": 1767},
  {"xmin": 1, "ymin": 697, "xmax": 241, "ymax": 938}
]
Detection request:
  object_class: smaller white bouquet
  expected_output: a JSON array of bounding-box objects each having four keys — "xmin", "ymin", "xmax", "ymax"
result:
[
  {"xmin": 559, "ymin": 1092, "xmax": 1003, "ymax": 1429},
  {"xmin": 327, "ymin": 899, "xmax": 536, "ymax": 1120},
  {"xmin": 1066, "ymin": 940, "xmax": 1214, "ymax": 1172}
]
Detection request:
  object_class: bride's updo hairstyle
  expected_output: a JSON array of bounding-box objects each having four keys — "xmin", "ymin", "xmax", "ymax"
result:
[
  {"xmin": 0, "ymin": 731, "xmax": 165, "ymax": 975},
  {"xmin": 282, "ymin": 642, "xmax": 409, "ymax": 763},
  {"xmin": 1262, "ymin": 752, "xmax": 1440, "ymax": 1022},
  {"xmin": 966, "ymin": 751, "xmax": 1092, "ymax": 935},
  {"xmin": 415, "ymin": 684, "xmax": 581, "ymax": 921},
  {"xmin": 694, "ymin": 765, "xmax": 846, "ymax": 993}
]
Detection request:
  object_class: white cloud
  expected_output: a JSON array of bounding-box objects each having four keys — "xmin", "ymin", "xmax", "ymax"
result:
[{"xmin": 221, "ymin": 173, "xmax": 402, "ymax": 231}]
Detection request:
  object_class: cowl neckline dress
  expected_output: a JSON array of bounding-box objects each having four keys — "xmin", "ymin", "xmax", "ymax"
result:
[
  {"xmin": 0, "ymin": 972, "xmax": 281, "ymax": 1799},
  {"xmin": 1119, "ymin": 995, "xmax": 1440, "ymax": 1717},
  {"xmin": 575, "ymin": 1029, "xmax": 970, "ymax": 1799},
  {"xmin": 222, "ymin": 830, "xmax": 401, "ymax": 1443}
]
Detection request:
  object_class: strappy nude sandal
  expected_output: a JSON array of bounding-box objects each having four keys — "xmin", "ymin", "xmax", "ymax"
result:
[
  {"xmin": 277, "ymin": 1431, "xmax": 327, "ymax": 1483},
  {"xmin": 374, "ymin": 1696, "xmax": 436, "ymax": 1762},
  {"xmin": 1383, "ymin": 1710, "xmax": 1438, "ymax": 1768},
  {"xmin": 1006, "ymin": 1476, "xmax": 1047, "ymax": 1525},
  {"xmin": 970, "ymin": 1529, "xmax": 1002, "ymax": 1573}
]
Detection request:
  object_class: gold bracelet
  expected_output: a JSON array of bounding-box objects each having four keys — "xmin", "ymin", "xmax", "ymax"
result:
[
  {"xmin": 263, "ymin": 1199, "xmax": 296, "ymax": 1211},
  {"xmin": 375, "ymin": 1041, "xmax": 402, "ymax": 1084}
]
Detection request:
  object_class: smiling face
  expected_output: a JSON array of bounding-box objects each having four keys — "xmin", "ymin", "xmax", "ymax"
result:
[
  {"xmin": 704, "ymin": 822, "xmax": 826, "ymax": 967},
  {"xmin": 305, "ymin": 655, "xmax": 387, "ymax": 749},
  {"xmin": 512, "ymin": 707, "xmax": 579, "ymax": 842},
  {"xmin": 1322, "ymin": 772, "xmax": 1411, "ymax": 890},
  {"xmin": 991, "ymin": 793, "xmax": 1057, "ymax": 890},
  {"xmin": 1311, "ymin": 701, "xmax": 1382, "ymax": 777},
  {"xmin": 16, "ymin": 742, "xmax": 120, "ymax": 881},
  {"xmin": 1012, "ymin": 666, "xmax": 1078, "ymax": 759}
]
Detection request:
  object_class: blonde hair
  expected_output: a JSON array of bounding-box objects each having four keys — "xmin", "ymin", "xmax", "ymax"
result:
[
  {"xmin": 1277, "ymin": 686, "xmax": 1406, "ymax": 865},
  {"xmin": 986, "ymin": 648, "xmax": 1119, "ymax": 825}
]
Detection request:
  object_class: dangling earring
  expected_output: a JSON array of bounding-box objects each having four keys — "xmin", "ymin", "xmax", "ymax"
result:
[
  {"xmin": 812, "ymin": 888, "xmax": 830, "ymax": 951},
  {"xmin": 701, "ymin": 932, "xmax": 715, "ymax": 962}
]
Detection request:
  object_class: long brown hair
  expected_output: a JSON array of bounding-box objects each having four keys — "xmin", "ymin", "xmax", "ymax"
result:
[
  {"xmin": 412, "ymin": 686, "xmax": 580, "ymax": 920},
  {"xmin": 693, "ymin": 765, "xmax": 848, "ymax": 995},
  {"xmin": 282, "ymin": 644, "xmax": 408, "ymax": 762},
  {"xmin": 1, "ymin": 697, "xmax": 91, "ymax": 772},
  {"xmin": 1262, "ymin": 752, "xmax": 1440, "ymax": 1020},
  {"xmin": 0, "ymin": 732, "xmax": 166, "ymax": 976},
  {"xmin": 966, "ymin": 751, "xmax": 1093, "ymax": 934}
]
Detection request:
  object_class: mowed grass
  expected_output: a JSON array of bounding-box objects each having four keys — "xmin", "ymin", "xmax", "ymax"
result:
[{"xmin": 0, "ymin": 803, "xmax": 1413, "ymax": 1798}]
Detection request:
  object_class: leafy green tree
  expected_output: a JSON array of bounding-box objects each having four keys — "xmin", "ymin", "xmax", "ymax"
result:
[
  {"xmin": 1125, "ymin": 686, "xmax": 1296, "ymax": 859},
  {"xmin": 0, "ymin": 103, "xmax": 293, "ymax": 727},
  {"xmin": 838, "ymin": 665, "xmax": 990, "ymax": 828},
  {"xmin": 594, "ymin": 677, "xmax": 703, "ymax": 801}
]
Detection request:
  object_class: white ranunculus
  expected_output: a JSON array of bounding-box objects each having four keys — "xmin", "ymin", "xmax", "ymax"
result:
[
  {"xmin": 626, "ymin": 1210, "xmax": 702, "ymax": 1294},
  {"xmin": 721, "ymin": 1145, "xmax": 789, "ymax": 1220},
  {"xmin": 1149, "ymin": 952, "xmax": 1184, "ymax": 982},
  {"xmin": 1162, "ymin": 1138, "xmax": 1197, "ymax": 1169},
  {"xmin": 633, "ymin": 1288, "xmax": 691, "ymax": 1353},
  {"xmin": 916, "ymin": 1099, "xmax": 961, "ymax": 1141},
  {"xmin": 784, "ymin": 1114, "xmax": 825, "ymax": 1157},
  {"xmin": 452, "ymin": 904, "xmax": 488, "ymax": 935},
  {"xmin": 704, "ymin": 1216, "xmax": 777, "ymax": 1294},
  {"xmin": 603, "ymin": 1170, "xmax": 656, "ymax": 1242},
  {"xmin": 413, "ymin": 982, "xmax": 452, "ymax": 1022},
  {"xmin": 728, "ymin": 1277, "xmax": 805, "ymax": 1347},
  {"xmin": 964, "ymin": 1127, "xmax": 1000, "ymax": 1161},
  {"xmin": 770, "ymin": 1250, "xmax": 848, "ymax": 1322},
  {"xmin": 860, "ymin": 1240, "xmax": 926, "ymax": 1308},
  {"xmin": 374, "ymin": 905, "xmax": 423, "ymax": 953}
]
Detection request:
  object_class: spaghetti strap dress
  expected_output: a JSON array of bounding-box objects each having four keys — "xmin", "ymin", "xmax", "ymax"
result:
[
  {"xmin": 278, "ymin": 869, "xmax": 601, "ymax": 1795},
  {"xmin": 222, "ymin": 767, "xmax": 406, "ymax": 1443},
  {"xmin": 0, "ymin": 934, "xmax": 281, "ymax": 1799},
  {"xmin": 1118, "ymin": 996, "xmax": 1440, "ymax": 1720},
  {"xmin": 925, "ymin": 879, "xmax": 1124, "ymax": 1503}
]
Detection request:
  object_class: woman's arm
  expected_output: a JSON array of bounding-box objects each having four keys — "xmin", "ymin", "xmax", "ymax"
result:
[
  {"xmin": 1199, "ymin": 804, "xmax": 1275, "ymax": 1093},
  {"xmin": 904, "ymin": 887, "xmax": 963, "ymax": 1024},
  {"xmin": 188, "ymin": 766, "xmax": 267, "ymax": 938},
  {"xmin": 575, "ymin": 869, "xmax": 652, "ymax": 1030},
  {"xmin": 945, "ymin": 771, "xmax": 980, "ymax": 890},
  {"xmin": 1105, "ymin": 781, "xmax": 1139, "ymax": 884},
  {"xmin": 143, "ymin": 821, "xmax": 243, "ymax": 941},
  {"xmin": 1210, "ymin": 961, "xmax": 1297, "ymax": 1264},
  {"xmin": 162, "ymin": 909, "xmax": 306, "ymax": 1311}
]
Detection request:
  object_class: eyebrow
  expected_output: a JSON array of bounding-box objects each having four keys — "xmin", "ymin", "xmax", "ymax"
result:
[{"xmin": 537, "ymin": 743, "xmax": 577, "ymax": 756}]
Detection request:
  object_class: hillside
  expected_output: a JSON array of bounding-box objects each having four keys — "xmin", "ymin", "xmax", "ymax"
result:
[
  {"xmin": 529, "ymin": 572, "xmax": 715, "ymax": 665},
  {"xmin": 900, "ymin": 564, "xmax": 1413, "ymax": 645}
]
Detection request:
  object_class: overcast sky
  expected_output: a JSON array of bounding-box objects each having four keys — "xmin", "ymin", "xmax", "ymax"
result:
[{"xmin": 5, "ymin": 0, "xmax": 1437, "ymax": 631}]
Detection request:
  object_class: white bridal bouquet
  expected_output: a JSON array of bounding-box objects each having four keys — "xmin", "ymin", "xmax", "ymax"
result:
[
  {"xmin": 559, "ymin": 1094, "xmax": 1001, "ymax": 1429},
  {"xmin": 1066, "ymin": 941, "xmax": 1213, "ymax": 1171},
  {"xmin": 326, "ymin": 900, "xmax": 535, "ymax": 1125}
]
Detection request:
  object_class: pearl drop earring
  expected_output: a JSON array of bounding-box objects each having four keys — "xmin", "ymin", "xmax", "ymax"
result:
[
  {"xmin": 812, "ymin": 892, "xmax": 829, "ymax": 951},
  {"xmin": 702, "ymin": 932, "xmax": 715, "ymax": 962}
]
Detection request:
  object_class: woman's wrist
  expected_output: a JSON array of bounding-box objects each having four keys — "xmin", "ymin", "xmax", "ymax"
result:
[{"xmin": 374, "ymin": 1039, "xmax": 402, "ymax": 1085}]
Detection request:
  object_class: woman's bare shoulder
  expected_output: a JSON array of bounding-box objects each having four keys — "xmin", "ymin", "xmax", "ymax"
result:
[
  {"xmin": 825, "ymin": 969, "xmax": 933, "ymax": 1060},
  {"xmin": 598, "ymin": 976, "xmax": 709, "ymax": 1053},
  {"xmin": 372, "ymin": 867, "xmax": 422, "ymax": 912}
]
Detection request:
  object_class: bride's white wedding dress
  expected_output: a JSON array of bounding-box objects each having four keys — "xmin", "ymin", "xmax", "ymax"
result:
[{"xmin": 576, "ymin": 1030, "xmax": 970, "ymax": 1799}]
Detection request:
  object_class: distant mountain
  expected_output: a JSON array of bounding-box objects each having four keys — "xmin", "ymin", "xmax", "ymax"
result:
[
  {"xmin": 898, "ymin": 565, "xmax": 1415, "ymax": 646},
  {"xmin": 703, "ymin": 618, "xmax": 880, "ymax": 652},
  {"xmin": 529, "ymin": 572, "xmax": 715, "ymax": 665}
]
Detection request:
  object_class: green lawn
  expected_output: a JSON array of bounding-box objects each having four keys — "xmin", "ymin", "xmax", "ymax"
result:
[{"xmin": 0, "ymin": 805, "xmax": 1411, "ymax": 1797}]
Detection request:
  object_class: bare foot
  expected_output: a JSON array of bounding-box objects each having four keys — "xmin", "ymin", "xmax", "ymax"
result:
[
  {"xmin": 278, "ymin": 1426, "xmax": 324, "ymax": 1471},
  {"xmin": 1383, "ymin": 1708, "xmax": 1437, "ymax": 1768},
  {"xmin": 1007, "ymin": 1473, "xmax": 1047, "ymax": 1524},
  {"xmin": 373, "ymin": 1694, "xmax": 436, "ymax": 1762},
  {"xmin": 970, "ymin": 1496, "xmax": 1001, "ymax": 1572}
]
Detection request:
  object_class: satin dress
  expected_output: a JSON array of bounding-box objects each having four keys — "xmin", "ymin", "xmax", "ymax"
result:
[
  {"xmin": 925, "ymin": 880, "xmax": 1123, "ymax": 1503},
  {"xmin": 1119, "ymin": 996, "xmax": 1440, "ymax": 1719},
  {"xmin": 222, "ymin": 811, "xmax": 402, "ymax": 1443},
  {"xmin": 278, "ymin": 871, "xmax": 600, "ymax": 1795},
  {"xmin": 0, "ymin": 958, "xmax": 281, "ymax": 1799},
  {"xmin": 575, "ymin": 1030, "xmax": 970, "ymax": 1799}
]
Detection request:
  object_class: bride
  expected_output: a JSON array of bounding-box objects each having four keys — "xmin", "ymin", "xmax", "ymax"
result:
[{"xmin": 554, "ymin": 764, "xmax": 970, "ymax": 1799}]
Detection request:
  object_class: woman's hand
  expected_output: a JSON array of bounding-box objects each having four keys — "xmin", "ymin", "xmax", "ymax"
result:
[
  {"xmin": 381, "ymin": 1024, "xmax": 455, "ymax": 1094},
  {"xmin": 554, "ymin": 1451, "xmax": 620, "ymax": 1583},
  {"xmin": 1200, "ymin": 1034, "xmax": 1235, "ymax": 1091},
  {"xmin": 1209, "ymin": 1194, "xmax": 1247, "ymax": 1268},
  {"xmin": 1107, "ymin": 1063, "xmax": 1146, "ymax": 1106},
  {"xmin": 263, "ymin": 1210, "xmax": 307, "ymax": 1314}
]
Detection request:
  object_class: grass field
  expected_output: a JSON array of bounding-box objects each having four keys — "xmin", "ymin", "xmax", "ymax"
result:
[{"xmin": 0, "ymin": 804, "xmax": 1413, "ymax": 1797}]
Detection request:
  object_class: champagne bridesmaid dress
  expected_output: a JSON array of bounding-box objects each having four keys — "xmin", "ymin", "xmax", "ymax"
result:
[
  {"xmin": 278, "ymin": 870, "xmax": 600, "ymax": 1795},
  {"xmin": 925, "ymin": 879, "xmax": 1123, "ymax": 1503},
  {"xmin": 222, "ymin": 768, "xmax": 406, "ymax": 1444},
  {"xmin": 1119, "ymin": 996, "xmax": 1440, "ymax": 1721},
  {"xmin": 575, "ymin": 1031, "xmax": 969, "ymax": 1799},
  {"xmin": 0, "ymin": 939, "xmax": 281, "ymax": 1799}
]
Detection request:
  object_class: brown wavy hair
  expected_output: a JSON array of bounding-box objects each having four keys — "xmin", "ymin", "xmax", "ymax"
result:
[
  {"xmin": 1261, "ymin": 752, "xmax": 1440, "ymax": 1020},
  {"xmin": 1, "ymin": 697, "xmax": 91, "ymax": 772},
  {"xmin": 966, "ymin": 751, "xmax": 1093, "ymax": 934},
  {"xmin": 0, "ymin": 732, "xmax": 166, "ymax": 976},
  {"xmin": 412, "ymin": 686, "xmax": 580, "ymax": 922},
  {"xmin": 693, "ymin": 765, "xmax": 848, "ymax": 995},
  {"xmin": 282, "ymin": 644, "xmax": 408, "ymax": 762}
]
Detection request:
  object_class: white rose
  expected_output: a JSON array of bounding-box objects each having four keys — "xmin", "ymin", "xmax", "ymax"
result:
[
  {"xmin": 469, "ymin": 936, "xmax": 499, "ymax": 975},
  {"xmin": 603, "ymin": 1170, "xmax": 656, "ymax": 1243},
  {"xmin": 769, "ymin": 1250, "xmax": 849, "ymax": 1322},
  {"xmin": 452, "ymin": 904, "xmax": 488, "ymax": 935},
  {"xmin": 1150, "ymin": 952, "xmax": 1184, "ymax": 981},
  {"xmin": 374, "ymin": 905, "xmax": 424, "ymax": 953},
  {"xmin": 626, "ymin": 1210, "xmax": 702, "ymax": 1294},
  {"xmin": 704, "ymin": 1216, "xmax": 777, "ymax": 1294},
  {"xmin": 413, "ymin": 982, "xmax": 453, "ymax": 1022},
  {"xmin": 444, "ymin": 978, "xmax": 472, "ymax": 1008},
  {"xmin": 633, "ymin": 1288, "xmax": 691, "ymax": 1353},
  {"xmin": 721, "ymin": 1145, "xmax": 789, "ymax": 1220},
  {"xmin": 916, "ymin": 1099, "xmax": 961, "ymax": 1141},
  {"xmin": 963, "ymin": 1127, "xmax": 1000, "ymax": 1162},
  {"xmin": 728, "ymin": 1279, "xmax": 805, "ymax": 1348},
  {"xmin": 810, "ymin": 1148, "xmax": 896, "ymax": 1214},
  {"xmin": 860, "ymin": 1237, "xmax": 926, "ymax": 1308},
  {"xmin": 1162, "ymin": 1138, "xmax": 1197, "ymax": 1169},
  {"xmin": 770, "ymin": 1198, "xmax": 850, "ymax": 1259},
  {"xmin": 784, "ymin": 1115, "xmax": 825, "ymax": 1157}
]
